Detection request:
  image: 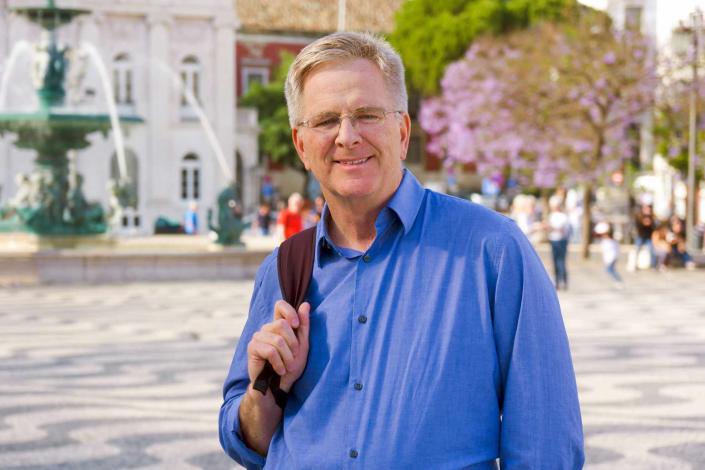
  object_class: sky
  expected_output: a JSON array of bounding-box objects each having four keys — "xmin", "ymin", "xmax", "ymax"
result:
[
  {"xmin": 578, "ymin": 0, "xmax": 705, "ymax": 45},
  {"xmin": 577, "ymin": 0, "xmax": 607, "ymax": 9}
]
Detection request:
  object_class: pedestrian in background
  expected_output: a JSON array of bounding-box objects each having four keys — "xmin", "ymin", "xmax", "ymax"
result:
[
  {"xmin": 183, "ymin": 201, "xmax": 199, "ymax": 235},
  {"xmin": 631, "ymin": 204, "xmax": 655, "ymax": 270},
  {"xmin": 546, "ymin": 195, "xmax": 571, "ymax": 290},
  {"xmin": 668, "ymin": 216, "xmax": 696, "ymax": 270},
  {"xmin": 261, "ymin": 175, "xmax": 276, "ymax": 206},
  {"xmin": 276, "ymin": 192, "xmax": 304, "ymax": 240},
  {"xmin": 652, "ymin": 222, "xmax": 671, "ymax": 271},
  {"xmin": 304, "ymin": 195, "xmax": 325, "ymax": 229},
  {"xmin": 510, "ymin": 194, "xmax": 538, "ymax": 240},
  {"xmin": 257, "ymin": 203, "xmax": 272, "ymax": 236},
  {"xmin": 595, "ymin": 221, "xmax": 623, "ymax": 288}
]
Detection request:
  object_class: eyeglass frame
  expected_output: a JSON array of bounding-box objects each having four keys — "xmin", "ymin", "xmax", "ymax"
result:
[{"xmin": 295, "ymin": 107, "xmax": 404, "ymax": 133}]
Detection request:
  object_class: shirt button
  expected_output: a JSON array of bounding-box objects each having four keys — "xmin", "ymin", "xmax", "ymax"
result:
[
  {"xmin": 354, "ymin": 382, "xmax": 363, "ymax": 391},
  {"xmin": 362, "ymin": 255, "xmax": 371, "ymax": 263},
  {"xmin": 358, "ymin": 315, "xmax": 367, "ymax": 324},
  {"xmin": 349, "ymin": 449, "xmax": 359, "ymax": 458}
]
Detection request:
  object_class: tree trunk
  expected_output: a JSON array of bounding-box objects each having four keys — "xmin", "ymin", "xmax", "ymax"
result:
[
  {"xmin": 581, "ymin": 184, "xmax": 593, "ymax": 259},
  {"xmin": 541, "ymin": 188, "xmax": 550, "ymax": 223}
]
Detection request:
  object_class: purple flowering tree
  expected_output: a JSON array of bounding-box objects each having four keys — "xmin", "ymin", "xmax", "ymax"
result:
[{"xmin": 420, "ymin": 19, "xmax": 657, "ymax": 258}]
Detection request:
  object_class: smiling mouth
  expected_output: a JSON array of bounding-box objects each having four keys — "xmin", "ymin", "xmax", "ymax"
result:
[{"xmin": 336, "ymin": 157, "xmax": 371, "ymax": 166}]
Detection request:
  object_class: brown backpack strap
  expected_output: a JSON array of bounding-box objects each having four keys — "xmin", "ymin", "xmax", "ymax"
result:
[
  {"xmin": 253, "ymin": 227, "xmax": 317, "ymax": 406},
  {"xmin": 276, "ymin": 226, "xmax": 317, "ymax": 310}
]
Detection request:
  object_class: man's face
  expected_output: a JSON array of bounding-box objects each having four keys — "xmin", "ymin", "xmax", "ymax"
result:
[{"xmin": 292, "ymin": 58, "xmax": 410, "ymax": 207}]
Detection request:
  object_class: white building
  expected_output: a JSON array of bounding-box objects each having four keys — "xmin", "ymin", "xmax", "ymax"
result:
[
  {"xmin": 607, "ymin": 0, "xmax": 705, "ymax": 46},
  {"xmin": 0, "ymin": 0, "xmax": 259, "ymax": 234},
  {"xmin": 606, "ymin": 0, "xmax": 705, "ymax": 225}
]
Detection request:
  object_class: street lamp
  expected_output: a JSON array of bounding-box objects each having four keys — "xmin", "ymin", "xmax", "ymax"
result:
[
  {"xmin": 338, "ymin": 0, "xmax": 346, "ymax": 31},
  {"xmin": 687, "ymin": 9, "xmax": 702, "ymax": 253}
]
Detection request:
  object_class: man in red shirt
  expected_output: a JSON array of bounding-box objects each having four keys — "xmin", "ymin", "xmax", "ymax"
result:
[{"xmin": 276, "ymin": 192, "xmax": 304, "ymax": 239}]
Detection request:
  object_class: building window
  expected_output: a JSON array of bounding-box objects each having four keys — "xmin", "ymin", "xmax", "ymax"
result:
[
  {"xmin": 241, "ymin": 66, "xmax": 269, "ymax": 95},
  {"xmin": 625, "ymin": 6, "xmax": 642, "ymax": 32},
  {"xmin": 180, "ymin": 55, "xmax": 201, "ymax": 107},
  {"xmin": 181, "ymin": 153, "xmax": 201, "ymax": 200},
  {"xmin": 113, "ymin": 53, "xmax": 133, "ymax": 106}
]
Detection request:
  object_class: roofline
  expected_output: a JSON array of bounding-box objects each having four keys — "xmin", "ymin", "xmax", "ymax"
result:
[{"xmin": 237, "ymin": 31, "xmax": 322, "ymax": 45}]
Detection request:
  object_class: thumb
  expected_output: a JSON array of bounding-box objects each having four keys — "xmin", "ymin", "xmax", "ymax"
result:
[{"xmin": 297, "ymin": 302, "xmax": 311, "ymax": 348}]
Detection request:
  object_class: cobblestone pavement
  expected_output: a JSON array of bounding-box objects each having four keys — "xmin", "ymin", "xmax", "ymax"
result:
[
  {"xmin": 0, "ymin": 258, "xmax": 704, "ymax": 469},
  {"xmin": 559, "ymin": 259, "xmax": 705, "ymax": 469}
]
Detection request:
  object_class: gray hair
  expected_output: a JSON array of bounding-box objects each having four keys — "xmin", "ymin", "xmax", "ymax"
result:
[{"xmin": 284, "ymin": 31, "xmax": 408, "ymax": 128}]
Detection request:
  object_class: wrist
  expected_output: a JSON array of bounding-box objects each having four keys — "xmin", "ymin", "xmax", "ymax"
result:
[
  {"xmin": 246, "ymin": 383, "xmax": 275, "ymax": 406},
  {"xmin": 248, "ymin": 380, "xmax": 289, "ymax": 409}
]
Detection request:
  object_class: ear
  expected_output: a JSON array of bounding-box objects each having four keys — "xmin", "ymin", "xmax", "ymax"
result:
[
  {"xmin": 398, "ymin": 112, "xmax": 411, "ymax": 161},
  {"xmin": 292, "ymin": 127, "xmax": 311, "ymax": 170}
]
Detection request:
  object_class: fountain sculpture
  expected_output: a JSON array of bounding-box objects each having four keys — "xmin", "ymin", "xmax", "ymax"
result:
[{"xmin": 0, "ymin": 0, "xmax": 142, "ymax": 236}]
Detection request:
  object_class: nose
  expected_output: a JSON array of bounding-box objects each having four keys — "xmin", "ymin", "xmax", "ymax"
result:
[{"xmin": 335, "ymin": 115, "xmax": 361, "ymax": 148}]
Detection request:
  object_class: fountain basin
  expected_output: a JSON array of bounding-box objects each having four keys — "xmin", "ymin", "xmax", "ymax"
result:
[
  {"xmin": 0, "ymin": 233, "xmax": 276, "ymax": 286},
  {"xmin": 11, "ymin": 5, "xmax": 90, "ymax": 30},
  {"xmin": 0, "ymin": 110, "xmax": 143, "ymax": 154}
]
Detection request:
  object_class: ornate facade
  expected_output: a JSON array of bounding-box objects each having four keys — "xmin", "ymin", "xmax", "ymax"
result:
[{"xmin": 0, "ymin": 0, "xmax": 257, "ymax": 234}]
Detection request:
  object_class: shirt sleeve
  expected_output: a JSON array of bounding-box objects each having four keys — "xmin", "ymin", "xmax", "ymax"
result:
[
  {"xmin": 218, "ymin": 252, "xmax": 279, "ymax": 470},
  {"xmin": 489, "ymin": 225, "xmax": 584, "ymax": 469}
]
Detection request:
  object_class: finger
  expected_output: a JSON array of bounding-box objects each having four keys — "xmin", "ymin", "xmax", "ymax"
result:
[
  {"xmin": 253, "ymin": 326, "xmax": 299, "ymax": 366},
  {"xmin": 262, "ymin": 319, "xmax": 299, "ymax": 355},
  {"xmin": 246, "ymin": 340, "xmax": 270, "ymax": 377},
  {"xmin": 253, "ymin": 330, "xmax": 295, "ymax": 368},
  {"xmin": 296, "ymin": 302, "xmax": 311, "ymax": 348},
  {"xmin": 250, "ymin": 338, "xmax": 288, "ymax": 376},
  {"xmin": 274, "ymin": 300, "xmax": 299, "ymax": 329}
]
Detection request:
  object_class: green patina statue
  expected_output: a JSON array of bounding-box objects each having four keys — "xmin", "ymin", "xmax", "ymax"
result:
[
  {"xmin": 208, "ymin": 183, "xmax": 247, "ymax": 246},
  {"xmin": 2, "ymin": 170, "xmax": 105, "ymax": 235},
  {"xmin": 33, "ymin": 34, "xmax": 68, "ymax": 108}
]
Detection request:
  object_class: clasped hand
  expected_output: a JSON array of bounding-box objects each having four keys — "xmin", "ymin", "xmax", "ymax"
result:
[{"xmin": 247, "ymin": 300, "xmax": 311, "ymax": 393}]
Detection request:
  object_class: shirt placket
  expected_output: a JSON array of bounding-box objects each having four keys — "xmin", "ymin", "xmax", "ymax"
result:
[{"xmin": 344, "ymin": 246, "xmax": 375, "ymax": 467}]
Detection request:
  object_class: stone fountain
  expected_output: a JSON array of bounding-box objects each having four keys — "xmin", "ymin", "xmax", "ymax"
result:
[
  {"xmin": 0, "ymin": 1, "xmax": 258, "ymax": 284},
  {"xmin": 0, "ymin": 0, "xmax": 142, "ymax": 236}
]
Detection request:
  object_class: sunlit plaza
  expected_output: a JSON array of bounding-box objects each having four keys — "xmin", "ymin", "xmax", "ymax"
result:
[{"xmin": 0, "ymin": 253, "xmax": 704, "ymax": 469}]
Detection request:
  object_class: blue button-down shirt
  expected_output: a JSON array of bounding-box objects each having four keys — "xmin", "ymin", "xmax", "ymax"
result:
[{"xmin": 220, "ymin": 170, "xmax": 584, "ymax": 469}]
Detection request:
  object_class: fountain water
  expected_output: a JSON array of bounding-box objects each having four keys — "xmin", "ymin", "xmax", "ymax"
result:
[
  {"xmin": 166, "ymin": 67, "xmax": 234, "ymax": 182},
  {"xmin": 126, "ymin": 57, "xmax": 244, "ymax": 244},
  {"xmin": 81, "ymin": 43, "xmax": 129, "ymax": 182},
  {"xmin": 0, "ymin": 40, "xmax": 33, "ymax": 110},
  {"xmin": 112, "ymin": 55, "xmax": 244, "ymax": 244},
  {"xmin": 0, "ymin": 1, "xmax": 142, "ymax": 236},
  {"xmin": 158, "ymin": 61, "xmax": 243, "ymax": 245}
]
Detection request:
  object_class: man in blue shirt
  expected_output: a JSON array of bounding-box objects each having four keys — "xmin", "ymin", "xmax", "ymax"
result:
[{"xmin": 219, "ymin": 32, "xmax": 584, "ymax": 469}]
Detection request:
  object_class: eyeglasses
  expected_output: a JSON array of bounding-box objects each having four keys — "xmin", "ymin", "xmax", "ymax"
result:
[{"xmin": 297, "ymin": 107, "xmax": 403, "ymax": 134}]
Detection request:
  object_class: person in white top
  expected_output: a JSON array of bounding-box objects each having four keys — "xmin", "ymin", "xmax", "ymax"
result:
[
  {"xmin": 595, "ymin": 221, "xmax": 623, "ymax": 286},
  {"xmin": 546, "ymin": 195, "xmax": 571, "ymax": 290}
]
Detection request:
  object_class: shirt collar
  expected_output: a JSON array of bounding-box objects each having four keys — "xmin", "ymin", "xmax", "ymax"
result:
[
  {"xmin": 386, "ymin": 169, "xmax": 426, "ymax": 236},
  {"xmin": 315, "ymin": 169, "xmax": 426, "ymax": 266}
]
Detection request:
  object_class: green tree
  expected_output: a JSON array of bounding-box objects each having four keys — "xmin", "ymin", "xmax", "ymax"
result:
[
  {"xmin": 389, "ymin": 0, "xmax": 580, "ymax": 96},
  {"xmin": 240, "ymin": 53, "xmax": 313, "ymax": 195}
]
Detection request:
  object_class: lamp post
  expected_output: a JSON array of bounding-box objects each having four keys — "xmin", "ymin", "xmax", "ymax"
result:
[
  {"xmin": 687, "ymin": 9, "xmax": 702, "ymax": 253},
  {"xmin": 337, "ymin": 0, "xmax": 346, "ymax": 31}
]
